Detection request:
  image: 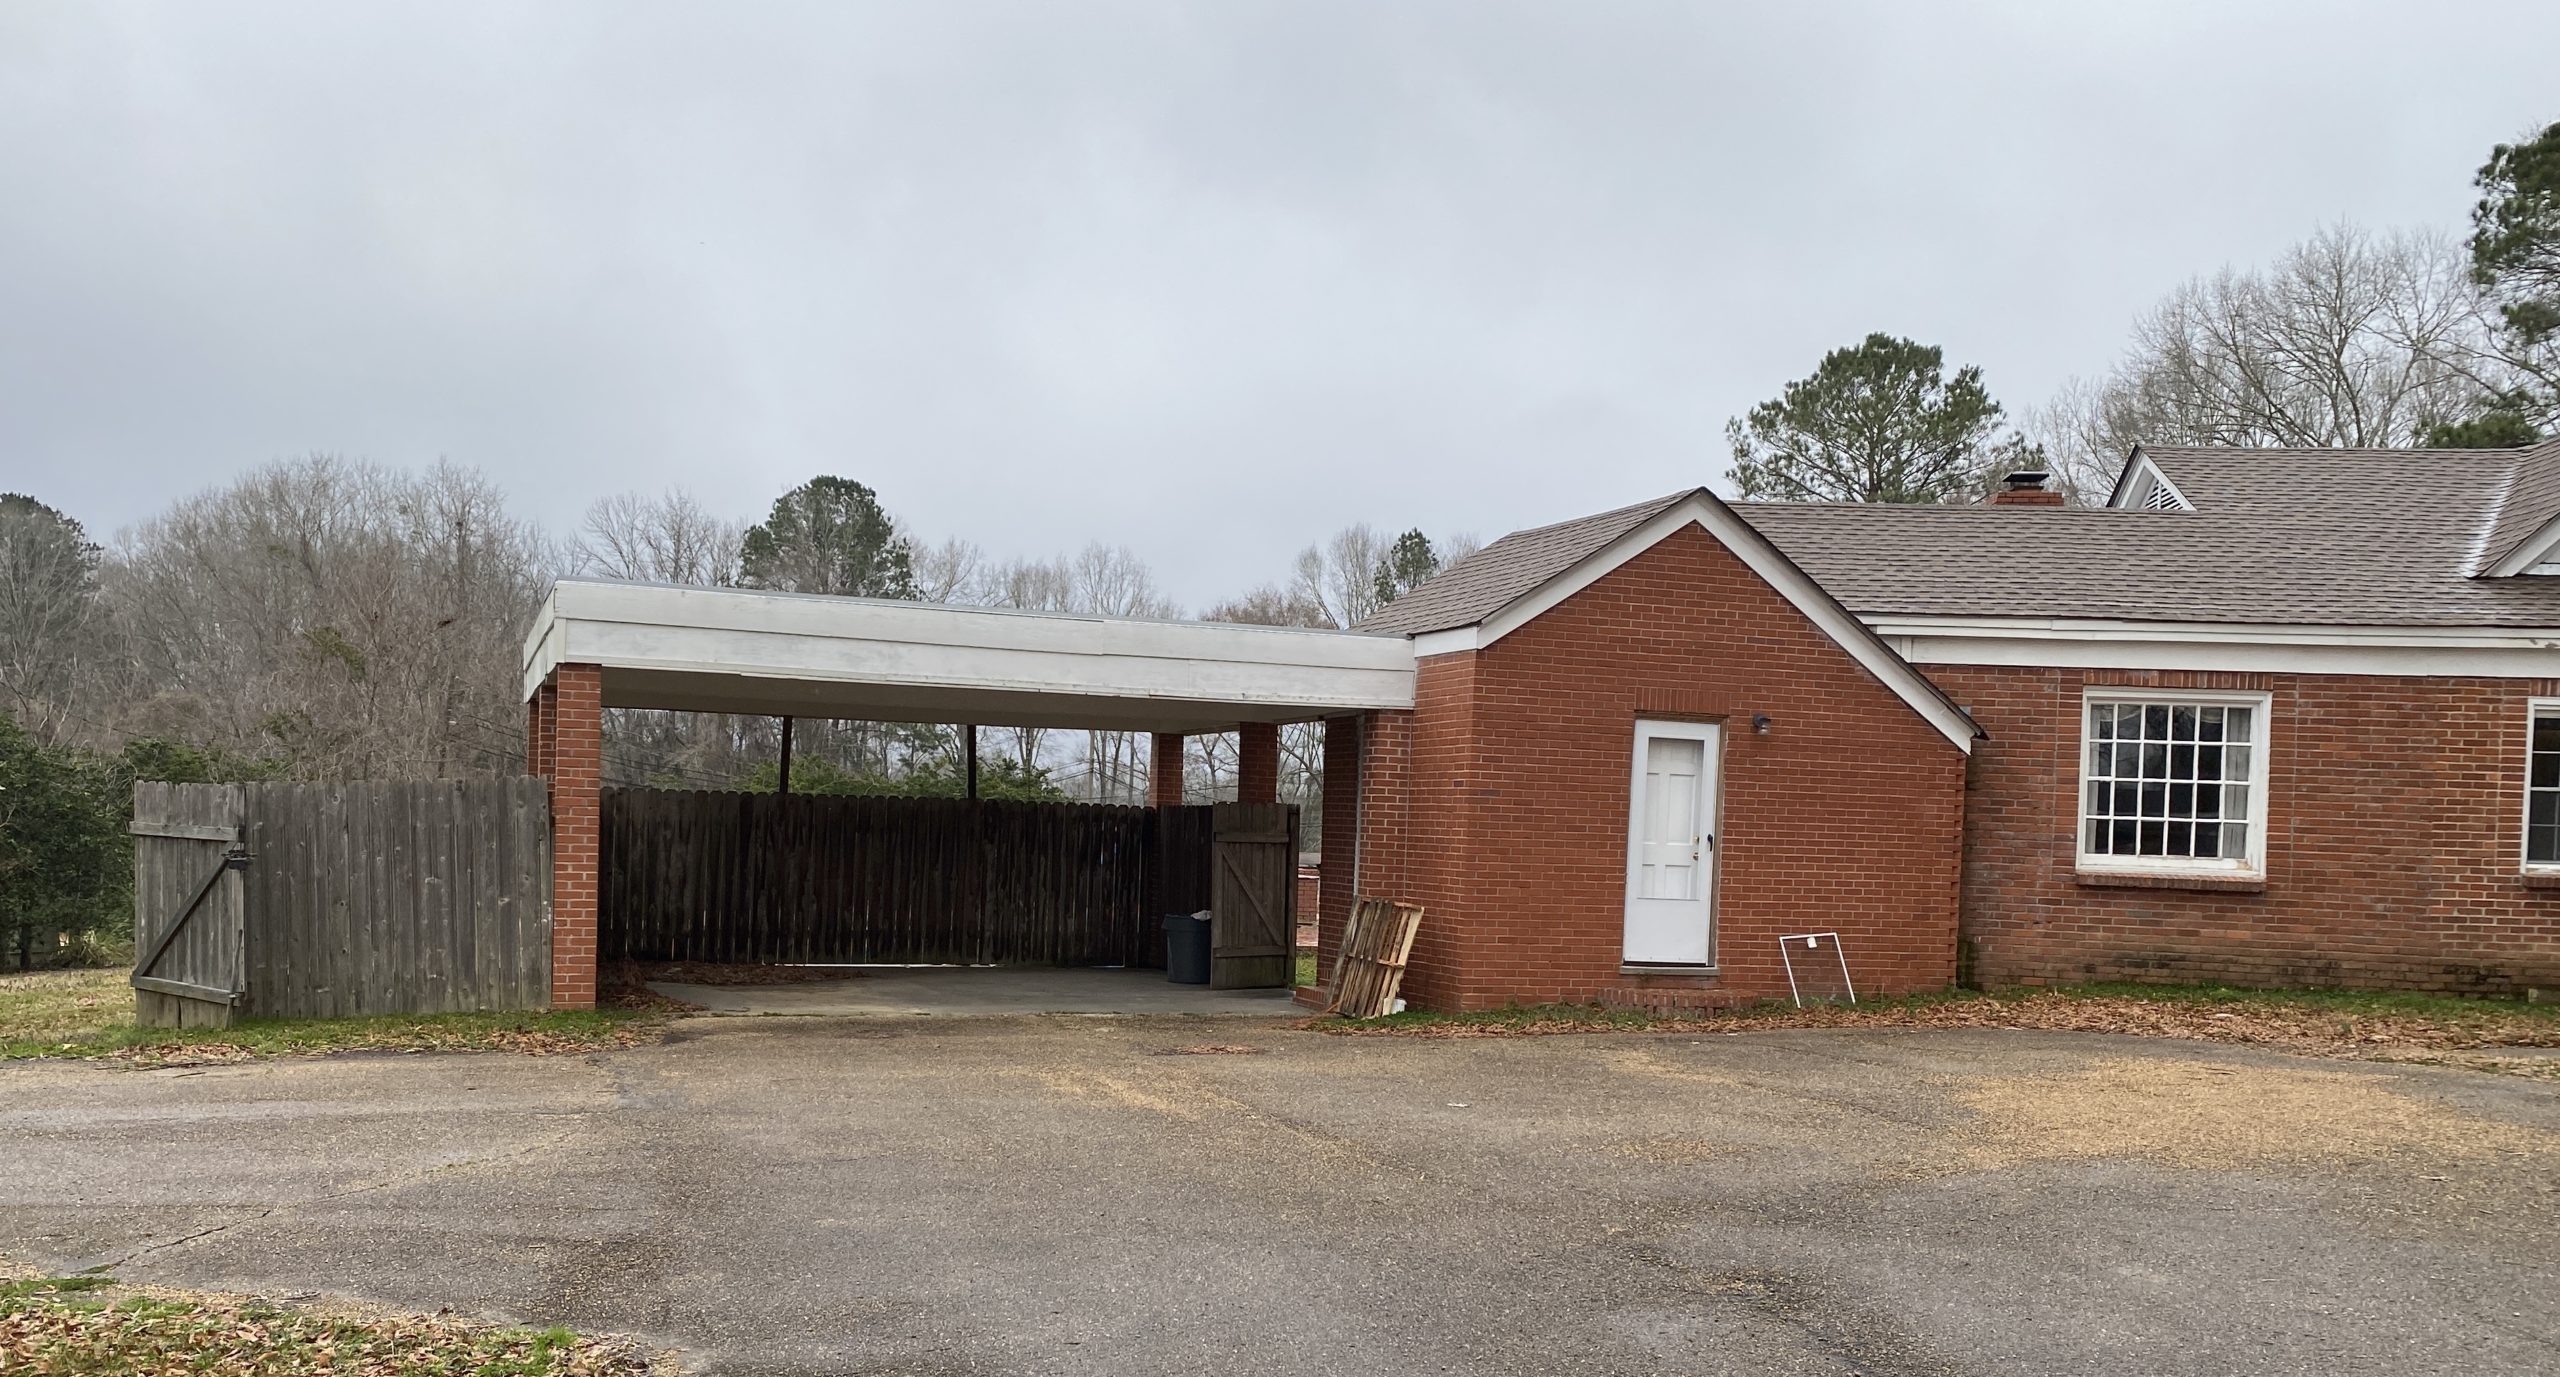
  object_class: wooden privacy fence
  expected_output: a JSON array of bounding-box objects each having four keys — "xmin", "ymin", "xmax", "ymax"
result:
[
  {"xmin": 600, "ymin": 790, "xmax": 1257, "ymax": 971},
  {"xmin": 131, "ymin": 779, "xmax": 554, "ymax": 1028}
]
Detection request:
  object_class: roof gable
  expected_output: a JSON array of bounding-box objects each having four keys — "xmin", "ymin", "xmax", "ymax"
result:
[
  {"xmin": 2106, "ymin": 450, "xmax": 2195, "ymax": 511},
  {"xmin": 1362, "ymin": 489, "xmax": 1980, "ymax": 753}
]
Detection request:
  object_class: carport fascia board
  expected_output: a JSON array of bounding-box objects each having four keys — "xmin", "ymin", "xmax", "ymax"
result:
[
  {"xmin": 520, "ymin": 579, "xmax": 1417, "ymax": 730},
  {"xmin": 1406, "ymin": 492, "xmax": 1980, "ymax": 754}
]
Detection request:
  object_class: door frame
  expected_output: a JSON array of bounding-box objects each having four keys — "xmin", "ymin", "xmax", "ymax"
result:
[{"xmin": 1620, "ymin": 717, "xmax": 1724, "ymax": 968}]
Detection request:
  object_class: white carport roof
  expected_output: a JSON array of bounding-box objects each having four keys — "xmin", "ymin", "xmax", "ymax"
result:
[{"xmin": 522, "ymin": 580, "xmax": 1416, "ymax": 734}]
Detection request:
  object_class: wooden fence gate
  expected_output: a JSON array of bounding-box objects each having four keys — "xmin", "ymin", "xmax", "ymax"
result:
[
  {"xmin": 131, "ymin": 783, "xmax": 249, "ymax": 1029},
  {"xmin": 1209, "ymin": 801, "xmax": 1297, "ymax": 990},
  {"xmin": 129, "ymin": 779, "xmax": 554, "ymax": 1027}
]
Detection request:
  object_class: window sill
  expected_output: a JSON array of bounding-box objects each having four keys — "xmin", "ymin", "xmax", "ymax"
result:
[
  {"xmin": 2075, "ymin": 869, "xmax": 2266, "ymax": 894},
  {"xmin": 2520, "ymin": 872, "xmax": 2560, "ymax": 891},
  {"xmin": 1619, "ymin": 964, "xmax": 1719, "ymax": 978}
]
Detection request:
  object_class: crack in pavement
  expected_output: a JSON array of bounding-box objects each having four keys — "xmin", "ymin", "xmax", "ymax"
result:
[{"xmin": 98, "ymin": 1118, "xmax": 596, "ymax": 1272}]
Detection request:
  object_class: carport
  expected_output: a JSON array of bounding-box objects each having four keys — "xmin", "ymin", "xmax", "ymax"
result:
[{"xmin": 521, "ymin": 580, "xmax": 1412, "ymax": 1010}]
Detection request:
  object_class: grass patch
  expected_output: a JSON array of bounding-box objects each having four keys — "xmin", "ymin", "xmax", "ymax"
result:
[
  {"xmin": 0, "ymin": 968, "xmax": 134, "ymax": 1048},
  {"xmin": 0, "ymin": 967, "xmax": 663, "ymax": 1065},
  {"xmin": 1305, "ymin": 982, "xmax": 2560, "ymax": 1073},
  {"xmin": 0, "ymin": 1274, "xmax": 653, "ymax": 1374},
  {"xmin": 1293, "ymin": 949, "xmax": 1317, "ymax": 988}
]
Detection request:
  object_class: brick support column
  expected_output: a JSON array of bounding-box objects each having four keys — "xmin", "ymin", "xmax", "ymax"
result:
[
  {"xmin": 1237, "ymin": 722, "xmax": 1280, "ymax": 804},
  {"xmin": 547, "ymin": 664, "xmax": 604, "ymax": 1010},
  {"xmin": 1149, "ymin": 732, "xmax": 1187, "ymax": 807},
  {"xmin": 1316, "ymin": 715, "xmax": 1362, "ymax": 989},
  {"xmin": 527, "ymin": 681, "xmax": 558, "ymax": 779}
]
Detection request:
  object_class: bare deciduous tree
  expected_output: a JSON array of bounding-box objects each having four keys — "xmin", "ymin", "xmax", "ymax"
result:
[
  {"xmin": 2036, "ymin": 225, "xmax": 2518, "ymax": 496},
  {"xmin": 105, "ymin": 456, "xmax": 554, "ymax": 780},
  {"xmin": 1291, "ymin": 524, "xmax": 1393, "ymax": 629},
  {"xmin": 910, "ymin": 536, "xmax": 989, "ymax": 605},
  {"xmin": 973, "ymin": 544, "xmax": 1183, "ymax": 802},
  {"xmin": 0, "ymin": 495, "xmax": 110, "ymax": 749},
  {"xmin": 572, "ymin": 489, "xmax": 743, "ymax": 586},
  {"xmin": 1204, "ymin": 584, "xmax": 1330, "ymax": 627},
  {"xmin": 566, "ymin": 489, "xmax": 762, "ymax": 788}
]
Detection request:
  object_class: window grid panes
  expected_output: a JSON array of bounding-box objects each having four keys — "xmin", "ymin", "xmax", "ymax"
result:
[
  {"xmin": 2082, "ymin": 701, "xmax": 2254, "ymax": 864},
  {"xmin": 2528, "ymin": 713, "xmax": 2560, "ymax": 866}
]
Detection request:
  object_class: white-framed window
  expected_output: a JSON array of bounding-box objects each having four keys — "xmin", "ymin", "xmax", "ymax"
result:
[
  {"xmin": 2077, "ymin": 691, "xmax": 2270, "ymax": 876},
  {"xmin": 2524, "ymin": 700, "xmax": 2560, "ymax": 871}
]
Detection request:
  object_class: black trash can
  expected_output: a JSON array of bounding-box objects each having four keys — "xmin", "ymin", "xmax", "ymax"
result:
[{"xmin": 1163, "ymin": 912, "xmax": 1212, "ymax": 985}]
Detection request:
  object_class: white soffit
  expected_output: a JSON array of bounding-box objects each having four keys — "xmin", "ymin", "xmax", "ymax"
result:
[
  {"xmin": 1437, "ymin": 494, "xmax": 1983, "ymax": 755},
  {"xmin": 521, "ymin": 580, "xmax": 1415, "ymax": 733}
]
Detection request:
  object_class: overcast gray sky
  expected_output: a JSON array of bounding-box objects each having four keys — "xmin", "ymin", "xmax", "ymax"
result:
[{"xmin": 3, "ymin": 1, "xmax": 2554, "ymax": 607}]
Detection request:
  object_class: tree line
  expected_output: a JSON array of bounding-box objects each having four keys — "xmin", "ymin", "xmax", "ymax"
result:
[{"xmin": 1728, "ymin": 122, "xmax": 2559, "ymax": 504}]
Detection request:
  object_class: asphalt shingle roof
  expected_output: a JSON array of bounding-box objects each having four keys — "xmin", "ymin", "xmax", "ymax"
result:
[
  {"xmin": 1359, "ymin": 443, "xmax": 2560, "ymax": 635},
  {"xmin": 1357, "ymin": 491, "xmax": 1695, "ymax": 635}
]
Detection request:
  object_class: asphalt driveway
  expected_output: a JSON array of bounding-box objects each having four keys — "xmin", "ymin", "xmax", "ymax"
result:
[{"xmin": 3, "ymin": 1015, "xmax": 2556, "ymax": 1376}]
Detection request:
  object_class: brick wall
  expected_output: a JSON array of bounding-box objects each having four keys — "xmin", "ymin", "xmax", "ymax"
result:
[
  {"xmin": 1928, "ymin": 665, "xmax": 2560, "ymax": 994},
  {"xmin": 1354, "ymin": 524, "xmax": 1968, "ymax": 1011}
]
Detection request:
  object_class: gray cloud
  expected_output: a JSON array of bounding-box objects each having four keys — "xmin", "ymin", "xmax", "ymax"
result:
[{"xmin": 3, "ymin": 0, "xmax": 2552, "ymax": 606}]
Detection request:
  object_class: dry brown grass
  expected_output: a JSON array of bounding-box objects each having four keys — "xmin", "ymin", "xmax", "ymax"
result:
[
  {"xmin": 1949, "ymin": 1056, "xmax": 2558, "ymax": 1170},
  {"xmin": 1311, "ymin": 986, "xmax": 2560, "ymax": 1076}
]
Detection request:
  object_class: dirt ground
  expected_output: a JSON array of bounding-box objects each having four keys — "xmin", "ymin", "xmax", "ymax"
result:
[{"xmin": 2, "ymin": 1015, "xmax": 2554, "ymax": 1376}]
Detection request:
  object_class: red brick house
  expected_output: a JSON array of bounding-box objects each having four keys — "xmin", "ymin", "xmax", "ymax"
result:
[{"xmin": 1339, "ymin": 443, "xmax": 2560, "ymax": 1010}]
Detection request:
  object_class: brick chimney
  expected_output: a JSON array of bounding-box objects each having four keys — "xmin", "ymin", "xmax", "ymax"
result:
[{"xmin": 1990, "ymin": 470, "xmax": 2065, "ymax": 506}]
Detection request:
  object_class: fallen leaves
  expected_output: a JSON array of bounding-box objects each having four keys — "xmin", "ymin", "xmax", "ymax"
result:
[
  {"xmin": 0, "ymin": 1277, "xmax": 661, "ymax": 1375},
  {"xmin": 1304, "ymin": 989, "xmax": 2560, "ymax": 1073}
]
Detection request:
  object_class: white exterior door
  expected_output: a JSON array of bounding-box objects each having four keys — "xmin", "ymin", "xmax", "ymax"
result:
[{"xmin": 1623, "ymin": 720, "xmax": 1720, "ymax": 965}]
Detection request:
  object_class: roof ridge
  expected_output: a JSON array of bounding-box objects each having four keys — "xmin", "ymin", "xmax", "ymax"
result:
[
  {"xmin": 1491, "ymin": 488, "xmax": 1698, "ymax": 541},
  {"xmin": 1730, "ymin": 500, "xmax": 2150, "ymax": 515},
  {"xmin": 2141, "ymin": 442, "xmax": 2560, "ymax": 461}
]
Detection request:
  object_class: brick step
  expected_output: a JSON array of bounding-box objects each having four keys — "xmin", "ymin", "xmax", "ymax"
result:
[{"xmin": 1595, "ymin": 985, "xmax": 1756, "ymax": 1016}]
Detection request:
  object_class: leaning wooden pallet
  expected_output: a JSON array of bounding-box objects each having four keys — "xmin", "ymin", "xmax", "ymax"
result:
[{"xmin": 1324, "ymin": 895, "xmax": 1425, "ymax": 1019}]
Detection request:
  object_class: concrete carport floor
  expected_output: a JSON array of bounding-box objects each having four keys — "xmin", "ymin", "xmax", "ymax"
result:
[
  {"xmin": 4, "ymin": 1018, "xmax": 2556, "ymax": 1377},
  {"xmin": 650, "ymin": 965, "xmax": 1301, "ymax": 1016}
]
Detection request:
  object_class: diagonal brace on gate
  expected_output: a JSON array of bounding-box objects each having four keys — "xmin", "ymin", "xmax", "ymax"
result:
[{"xmin": 132, "ymin": 841, "xmax": 250, "ymax": 1003}]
